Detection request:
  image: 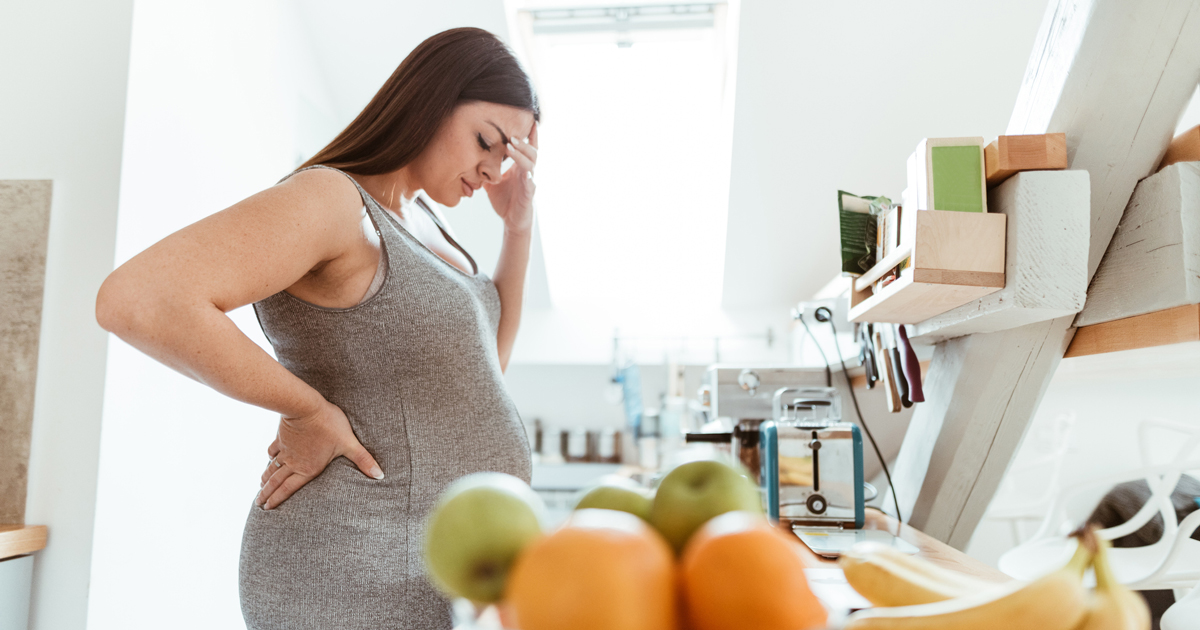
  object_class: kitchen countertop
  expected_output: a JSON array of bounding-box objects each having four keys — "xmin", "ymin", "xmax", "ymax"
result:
[
  {"xmin": 790, "ymin": 508, "xmax": 1011, "ymax": 583},
  {"xmin": 0, "ymin": 525, "xmax": 47, "ymax": 561}
]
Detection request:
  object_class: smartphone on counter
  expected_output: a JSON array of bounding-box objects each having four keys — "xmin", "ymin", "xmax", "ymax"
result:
[{"xmin": 793, "ymin": 526, "xmax": 920, "ymax": 559}]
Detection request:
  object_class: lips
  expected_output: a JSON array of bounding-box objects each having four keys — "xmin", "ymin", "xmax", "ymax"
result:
[{"xmin": 461, "ymin": 178, "xmax": 474, "ymax": 198}]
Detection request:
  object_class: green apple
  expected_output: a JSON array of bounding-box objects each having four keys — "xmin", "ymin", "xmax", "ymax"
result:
[
  {"xmin": 574, "ymin": 476, "xmax": 654, "ymax": 521},
  {"xmin": 648, "ymin": 459, "xmax": 763, "ymax": 554},
  {"xmin": 423, "ymin": 472, "xmax": 545, "ymax": 603}
]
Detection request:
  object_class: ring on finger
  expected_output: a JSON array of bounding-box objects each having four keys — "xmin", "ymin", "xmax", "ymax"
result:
[{"xmin": 271, "ymin": 457, "xmax": 283, "ymax": 468}]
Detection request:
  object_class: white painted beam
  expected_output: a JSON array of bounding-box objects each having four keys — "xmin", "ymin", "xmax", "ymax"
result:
[
  {"xmin": 890, "ymin": 0, "xmax": 1200, "ymax": 549},
  {"xmin": 1008, "ymin": 0, "xmax": 1200, "ymax": 280},
  {"xmin": 891, "ymin": 317, "xmax": 1074, "ymax": 546},
  {"xmin": 909, "ymin": 170, "xmax": 1090, "ymax": 343},
  {"xmin": 1076, "ymin": 162, "xmax": 1200, "ymax": 326}
]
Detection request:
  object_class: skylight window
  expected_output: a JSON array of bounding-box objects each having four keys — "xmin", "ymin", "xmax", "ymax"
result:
[{"xmin": 507, "ymin": 1, "xmax": 740, "ymax": 313}]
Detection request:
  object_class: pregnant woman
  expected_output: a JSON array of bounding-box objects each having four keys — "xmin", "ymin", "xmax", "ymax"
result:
[{"xmin": 96, "ymin": 28, "xmax": 538, "ymax": 629}]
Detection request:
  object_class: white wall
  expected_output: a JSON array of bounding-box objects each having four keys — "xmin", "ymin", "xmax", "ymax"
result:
[
  {"xmin": 87, "ymin": 3, "xmax": 337, "ymax": 629},
  {"xmin": 0, "ymin": 2, "xmax": 134, "ymax": 629},
  {"xmin": 509, "ymin": 306, "xmax": 793, "ymax": 365},
  {"xmin": 505, "ymin": 363, "xmax": 711, "ymax": 432},
  {"xmin": 721, "ymin": 0, "xmax": 1049, "ymax": 308}
]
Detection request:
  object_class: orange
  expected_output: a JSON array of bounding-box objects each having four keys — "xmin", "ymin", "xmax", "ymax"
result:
[
  {"xmin": 680, "ymin": 511, "xmax": 827, "ymax": 630},
  {"xmin": 505, "ymin": 508, "xmax": 679, "ymax": 630}
]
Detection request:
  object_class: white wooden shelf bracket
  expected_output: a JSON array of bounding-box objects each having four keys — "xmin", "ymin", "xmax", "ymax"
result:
[{"xmin": 908, "ymin": 170, "xmax": 1091, "ymax": 344}]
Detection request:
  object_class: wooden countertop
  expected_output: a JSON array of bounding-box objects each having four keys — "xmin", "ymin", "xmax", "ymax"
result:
[
  {"xmin": 789, "ymin": 508, "xmax": 1011, "ymax": 583},
  {"xmin": 0, "ymin": 525, "xmax": 48, "ymax": 561}
]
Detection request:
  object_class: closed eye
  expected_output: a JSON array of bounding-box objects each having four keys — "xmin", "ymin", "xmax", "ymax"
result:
[{"xmin": 477, "ymin": 133, "xmax": 491, "ymax": 151}]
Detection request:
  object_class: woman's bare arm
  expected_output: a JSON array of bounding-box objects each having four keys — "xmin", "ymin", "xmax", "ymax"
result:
[
  {"xmin": 487, "ymin": 124, "xmax": 538, "ymax": 372},
  {"xmin": 96, "ymin": 168, "xmax": 384, "ymax": 506},
  {"xmin": 492, "ymin": 226, "xmax": 532, "ymax": 371}
]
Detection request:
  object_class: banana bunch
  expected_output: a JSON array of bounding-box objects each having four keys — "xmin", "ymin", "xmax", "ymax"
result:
[
  {"xmin": 839, "ymin": 542, "xmax": 988, "ymax": 606},
  {"xmin": 1073, "ymin": 533, "xmax": 1150, "ymax": 630},
  {"xmin": 840, "ymin": 526, "xmax": 1148, "ymax": 630}
]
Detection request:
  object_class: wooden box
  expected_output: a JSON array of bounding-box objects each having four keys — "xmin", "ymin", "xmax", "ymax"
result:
[
  {"xmin": 848, "ymin": 210, "xmax": 1007, "ymax": 324},
  {"xmin": 984, "ymin": 133, "xmax": 1068, "ymax": 187}
]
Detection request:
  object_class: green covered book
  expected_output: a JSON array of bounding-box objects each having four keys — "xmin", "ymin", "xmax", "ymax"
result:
[{"xmin": 839, "ymin": 190, "xmax": 890, "ymax": 275}]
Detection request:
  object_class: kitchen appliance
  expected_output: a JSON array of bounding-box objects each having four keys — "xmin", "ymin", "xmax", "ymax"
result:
[
  {"xmin": 684, "ymin": 366, "xmax": 831, "ymax": 484},
  {"xmin": 760, "ymin": 386, "xmax": 866, "ymax": 529}
]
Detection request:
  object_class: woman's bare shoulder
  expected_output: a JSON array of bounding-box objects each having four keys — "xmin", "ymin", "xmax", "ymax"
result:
[{"xmin": 270, "ymin": 167, "xmax": 365, "ymax": 216}]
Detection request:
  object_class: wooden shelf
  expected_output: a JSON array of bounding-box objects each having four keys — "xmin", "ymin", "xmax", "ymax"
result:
[
  {"xmin": 853, "ymin": 244, "xmax": 914, "ymax": 293},
  {"xmin": 0, "ymin": 524, "xmax": 47, "ymax": 561},
  {"xmin": 1066, "ymin": 304, "xmax": 1200, "ymax": 358},
  {"xmin": 849, "ymin": 210, "xmax": 1006, "ymax": 324}
]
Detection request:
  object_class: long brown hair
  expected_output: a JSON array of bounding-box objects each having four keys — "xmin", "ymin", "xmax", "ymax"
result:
[{"xmin": 301, "ymin": 27, "xmax": 539, "ymax": 174}]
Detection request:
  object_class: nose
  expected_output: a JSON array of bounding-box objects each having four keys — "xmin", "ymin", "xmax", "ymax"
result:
[{"xmin": 479, "ymin": 152, "xmax": 504, "ymax": 184}]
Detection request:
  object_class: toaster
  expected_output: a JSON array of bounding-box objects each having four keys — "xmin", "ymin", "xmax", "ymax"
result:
[{"xmin": 759, "ymin": 386, "xmax": 865, "ymax": 528}]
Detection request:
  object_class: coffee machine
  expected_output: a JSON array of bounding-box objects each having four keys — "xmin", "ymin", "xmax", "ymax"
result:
[
  {"xmin": 685, "ymin": 366, "xmax": 866, "ymax": 529},
  {"xmin": 684, "ymin": 365, "xmax": 830, "ymax": 484}
]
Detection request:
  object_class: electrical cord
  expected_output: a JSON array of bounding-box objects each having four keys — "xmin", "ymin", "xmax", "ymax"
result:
[
  {"xmin": 812, "ymin": 306, "xmax": 904, "ymax": 524},
  {"xmin": 795, "ymin": 311, "xmax": 832, "ymax": 387}
]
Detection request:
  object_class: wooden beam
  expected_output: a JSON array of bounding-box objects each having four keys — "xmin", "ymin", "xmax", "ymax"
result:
[
  {"xmin": 984, "ymin": 133, "xmax": 1068, "ymax": 187},
  {"xmin": 0, "ymin": 524, "xmax": 47, "ymax": 561},
  {"xmin": 1066, "ymin": 304, "xmax": 1200, "ymax": 356},
  {"xmin": 909, "ymin": 170, "xmax": 1090, "ymax": 344},
  {"xmin": 1076, "ymin": 162, "xmax": 1200, "ymax": 326},
  {"xmin": 891, "ymin": 317, "xmax": 1074, "ymax": 546},
  {"xmin": 1008, "ymin": 0, "xmax": 1200, "ymax": 281},
  {"xmin": 889, "ymin": 0, "xmax": 1200, "ymax": 549}
]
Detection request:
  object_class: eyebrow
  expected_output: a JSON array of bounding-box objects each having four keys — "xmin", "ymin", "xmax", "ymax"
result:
[{"xmin": 486, "ymin": 121, "xmax": 510, "ymax": 146}]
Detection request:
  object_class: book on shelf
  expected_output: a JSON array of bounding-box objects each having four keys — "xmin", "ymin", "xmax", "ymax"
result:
[
  {"xmin": 839, "ymin": 190, "xmax": 877, "ymax": 276},
  {"xmin": 838, "ymin": 190, "xmax": 895, "ymax": 276},
  {"xmin": 909, "ymin": 137, "xmax": 988, "ymax": 213}
]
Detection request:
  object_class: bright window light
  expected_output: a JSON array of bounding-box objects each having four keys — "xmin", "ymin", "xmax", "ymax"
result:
[{"xmin": 508, "ymin": 1, "xmax": 739, "ymax": 313}]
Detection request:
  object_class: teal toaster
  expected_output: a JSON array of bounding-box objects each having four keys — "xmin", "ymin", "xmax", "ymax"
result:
[{"xmin": 759, "ymin": 387, "xmax": 865, "ymax": 528}]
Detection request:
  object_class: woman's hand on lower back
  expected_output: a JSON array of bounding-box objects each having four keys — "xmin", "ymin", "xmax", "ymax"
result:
[{"xmin": 257, "ymin": 399, "xmax": 384, "ymax": 510}]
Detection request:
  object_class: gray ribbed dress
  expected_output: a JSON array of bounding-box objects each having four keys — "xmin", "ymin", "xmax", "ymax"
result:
[{"xmin": 239, "ymin": 165, "xmax": 532, "ymax": 630}]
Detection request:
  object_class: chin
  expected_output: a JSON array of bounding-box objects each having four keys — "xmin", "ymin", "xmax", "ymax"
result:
[{"xmin": 429, "ymin": 189, "xmax": 461, "ymax": 208}]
